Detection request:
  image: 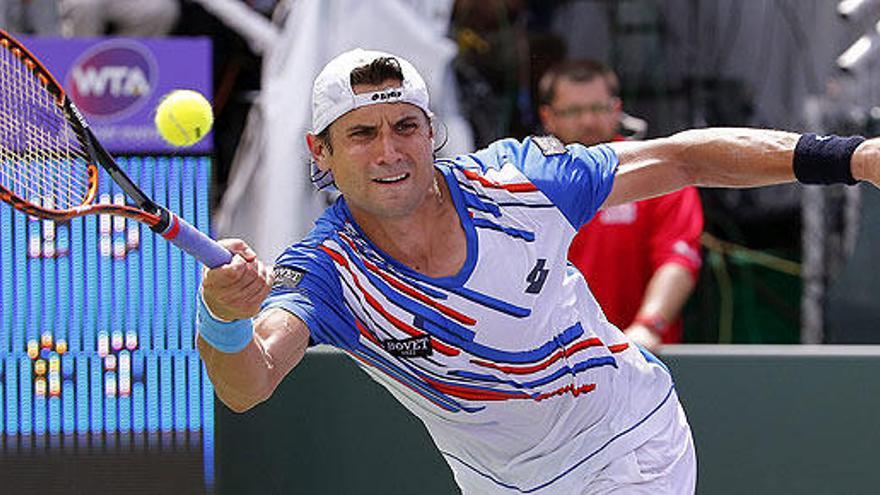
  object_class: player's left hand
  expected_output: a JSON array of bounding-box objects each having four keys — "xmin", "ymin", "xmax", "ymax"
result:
[
  {"xmin": 853, "ymin": 139, "xmax": 880, "ymax": 188},
  {"xmin": 624, "ymin": 324, "xmax": 662, "ymax": 353}
]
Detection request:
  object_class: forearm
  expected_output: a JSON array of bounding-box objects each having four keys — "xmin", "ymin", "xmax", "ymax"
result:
[
  {"xmin": 198, "ymin": 309, "xmax": 310, "ymax": 412},
  {"xmin": 672, "ymin": 128, "xmax": 797, "ymax": 187},
  {"xmin": 607, "ymin": 128, "xmax": 800, "ymax": 207},
  {"xmin": 634, "ymin": 263, "xmax": 696, "ymax": 325},
  {"xmin": 198, "ymin": 334, "xmax": 276, "ymax": 412}
]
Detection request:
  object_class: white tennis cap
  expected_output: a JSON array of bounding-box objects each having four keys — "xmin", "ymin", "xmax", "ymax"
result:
[{"xmin": 311, "ymin": 48, "xmax": 432, "ymax": 134}]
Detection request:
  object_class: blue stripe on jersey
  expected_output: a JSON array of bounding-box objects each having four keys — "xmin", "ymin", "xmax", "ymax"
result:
[
  {"xmin": 264, "ymin": 243, "xmax": 359, "ymax": 349},
  {"xmin": 348, "ymin": 251, "xmax": 450, "ymax": 299},
  {"xmin": 335, "ymin": 241, "xmax": 478, "ymax": 342},
  {"xmin": 352, "ymin": 347, "xmax": 464, "ymax": 413},
  {"xmin": 403, "ymin": 360, "xmax": 531, "ymax": 399},
  {"xmin": 454, "ymin": 179, "xmax": 556, "ymax": 210},
  {"xmin": 359, "ymin": 345, "xmax": 490, "ymax": 413},
  {"xmin": 337, "ymin": 172, "xmax": 480, "ymax": 289},
  {"xmin": 392, "ymin": 273, "xmax": 450, "ymax": 300},
  {"xmin": 450, "ymin": 356, "xmax": 617, "ymax": 390},
  {"xmin": 493, "ymin": 201, "xmax": 557, "ymax": 209},
  {"xmin": 332, "ymin": 261, "xmax": 462, "ymax": 357},
  {"xmin": 448, "ymin": 286, "xmax": 531, "ymax": 318},
  {"xmin": 412, "ymin": 315, "xmax": 476, "ymax": 344},
  {"xmin": 638, "ymin": 345, "xmax": 671, "ymax": 374},
  {"xmin": 421, "ymin": 320, "xmax": 584, "ymax": 364},
  {"xmin": 458, "ymin": 188, "xmax": 502, "ymax": 217},
  {"xmin": 461, "ymin": 137, "xmax": 618, "ymax": 229},
  {"xmin": 471, "ymin": 217, "xmax": 535, "ymax": 242}
]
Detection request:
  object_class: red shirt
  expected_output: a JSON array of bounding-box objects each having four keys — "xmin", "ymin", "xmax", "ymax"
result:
[{"xmin": 567, "ymin": 187, "xmax": 703, "ymax": 343}]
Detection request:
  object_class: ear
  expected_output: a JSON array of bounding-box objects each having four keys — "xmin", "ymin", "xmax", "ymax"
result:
[
  {"xmin": 306, "ymin": 133, "xmax": 330, "ymax": 172},
  {"xmin": 610, "ymin": 97, "xmax": 623, "ymax": 116},
  {"xmin": 425, "ymin": 112, "xmax": 436, "ymax": 139},
  {"xmin": 538, "ymin": 105, "xmax": 555, "ymax": 132}
]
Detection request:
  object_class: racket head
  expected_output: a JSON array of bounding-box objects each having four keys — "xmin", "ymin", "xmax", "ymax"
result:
[{"xmin": 0, "ymin": 29, "xmax": 101, "ymax": 221}]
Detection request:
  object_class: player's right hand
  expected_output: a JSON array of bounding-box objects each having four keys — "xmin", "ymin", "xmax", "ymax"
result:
[{"xmin": 201, "ymin": 238, "xmax": 273, "ymax": 321}]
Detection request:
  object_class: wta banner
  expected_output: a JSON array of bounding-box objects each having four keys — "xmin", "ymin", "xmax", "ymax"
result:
[{"xmin": 20, "ymin": 36, "xmax": 212, "ymax": 154}]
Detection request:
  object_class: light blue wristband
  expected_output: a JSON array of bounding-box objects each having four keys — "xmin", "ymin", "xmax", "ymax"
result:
[{"xmin": 196, "ymin": 292, "xmax": 254, "ymax": 353}]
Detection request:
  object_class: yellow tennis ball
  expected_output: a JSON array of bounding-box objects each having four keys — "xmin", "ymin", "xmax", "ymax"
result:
[{"xmin": 154, "ymin": 89, "xmax": 213, "ymax": 147}]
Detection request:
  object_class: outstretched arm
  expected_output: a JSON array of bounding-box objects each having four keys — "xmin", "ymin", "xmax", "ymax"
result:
[
  {"xmin": 198, "ymin": 309, "xmax": 310, "ymax": 413},
  {"xmin": 197, "ymin": 239, "xmax": 311, "ymax": 413},
  {"xmin": 604, "ymin": 128, "xmax": 880, "ymax": 208}
]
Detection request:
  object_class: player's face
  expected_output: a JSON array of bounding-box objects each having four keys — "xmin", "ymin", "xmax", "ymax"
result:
[
  {"xmin": 540, "ymin": 77, "xmax": 620, "ymax": 146},
  {"xmin": 312, "ymin": 87, "xmax": 435, "ymax": 221}
]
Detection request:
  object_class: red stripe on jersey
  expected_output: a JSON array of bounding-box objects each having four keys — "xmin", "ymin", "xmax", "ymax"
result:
[
  {"xmin": 426, "ymin": 376, "xmax": 596, "ymax": 403},
  {"xmin": 470, "ymin": 337, "xmax": 604, "ymax": 374},
  {"xmin": 320, "ymin": 245, "xmax": 460, "ymax": 357},
  {"xmin": 535, "ymin": 383, "xmax": 597, "ymax": 402},
  {"xmin": 338, "ymin": 233, "xmax": 477, "ymax": 326},
  {"xmin": 347, "ymin": 350, "xmax": 457, "ymax": 412},
  {"xmin": 354, "ymin": 319, "xmax": 381, "ymax": 346},
  {"xmin": 424, "ymin": 376, "xmax": 530, "ymax": 401},
  {"xmin": 462, "ymin": 169, "xmax": 538, "ymax": 193},
  {"xmin": 608, "ymin": 343, "xmax": 629, "ymax": 353}
]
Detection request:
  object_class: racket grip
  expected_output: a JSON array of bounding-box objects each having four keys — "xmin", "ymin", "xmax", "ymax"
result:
[{"xmin": 155, "ymin": 210, "xmax": 233, "ymax": 268}]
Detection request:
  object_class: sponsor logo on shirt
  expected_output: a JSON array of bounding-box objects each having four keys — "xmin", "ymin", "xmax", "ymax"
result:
[
  {"xmin": 532, "ymin": 135, "xmax": 568, "ymax": 156},
  {"xmin": 383, "ymin": 335, "xmax": 433, "ymax": 358},
  {"xmin": 673, "ymin": 240, "xmax": 701, "ymax": 265},
  {"xmin": 599, "ymin": 203, "xmax": 637, "ymax": 224},
  {"xmin": 273, "ymin": 266, "xmax": 306, "ymax": 289}
]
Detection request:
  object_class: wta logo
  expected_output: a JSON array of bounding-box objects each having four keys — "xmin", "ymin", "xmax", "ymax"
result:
[{"xmin": 65, "ymin": 40, "xmax": 158, "ymax": 121}]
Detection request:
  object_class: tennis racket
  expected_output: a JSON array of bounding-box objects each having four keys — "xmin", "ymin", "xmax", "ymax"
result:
[{"xmin": 0, "ymin": 29, "xmax": 232, "ymax": 268}]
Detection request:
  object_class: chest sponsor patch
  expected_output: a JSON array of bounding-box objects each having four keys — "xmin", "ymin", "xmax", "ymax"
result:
[
  {"xmin": 599, "ymin": 203, "xmax": 637, "ymax": 224},
  {"xmin": 272, "ymin": 266, "xmax": 306, "ymax": 289},
  {"xmin": 383, "ymin": 334, "xmax": 433, "ymax": 358},
  {"xmin": 532, "ymin": 135, "xmax": 568, "ymax": 156}
]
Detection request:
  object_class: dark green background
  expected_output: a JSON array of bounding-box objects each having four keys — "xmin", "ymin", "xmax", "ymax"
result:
[{"xmin": 216, "ymin": 347, "xmax": 880, "ymax": 494}]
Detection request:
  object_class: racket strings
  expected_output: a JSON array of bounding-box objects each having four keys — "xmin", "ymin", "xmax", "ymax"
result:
[{"xmin": 0, "ymin": 42, "xmax": 92, "ymax": 211}]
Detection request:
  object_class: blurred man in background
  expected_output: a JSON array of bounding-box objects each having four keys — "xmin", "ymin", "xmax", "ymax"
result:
[{"xmin": 538, "ymin": 59, "xmax": 703, "ymax": 350}]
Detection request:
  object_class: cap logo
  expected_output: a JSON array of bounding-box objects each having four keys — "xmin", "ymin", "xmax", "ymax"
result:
[
  {"xmin": 311, "ymin": 49, "xmax": 432, "ymax": 136},
  {"xmin": 371, "ymin": 89, "xmax": 403, "ymax": 101}
]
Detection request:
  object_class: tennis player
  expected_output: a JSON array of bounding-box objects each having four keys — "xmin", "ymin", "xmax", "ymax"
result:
[{"xmin": 196, "ymin": 49, "xmax": 880, "ymax": 494}]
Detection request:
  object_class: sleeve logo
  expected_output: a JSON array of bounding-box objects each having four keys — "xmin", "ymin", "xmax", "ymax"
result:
[
  {"xmin": 272, "ymin": 266, "xmax": 306, "ymax": 289},
  {"xmin": 532, "ymin": 135, "xmax": 568, "ymax": 156}
]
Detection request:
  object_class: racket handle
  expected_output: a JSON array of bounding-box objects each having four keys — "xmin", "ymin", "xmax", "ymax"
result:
[{"xmin": 154, "ymin": 209, "xmax": 233, "ymax": 268}]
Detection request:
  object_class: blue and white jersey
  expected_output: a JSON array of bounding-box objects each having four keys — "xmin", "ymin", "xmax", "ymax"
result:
[{"xmin": 264, "ymin": 137, "xmax": 677, "ymax": 494}]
